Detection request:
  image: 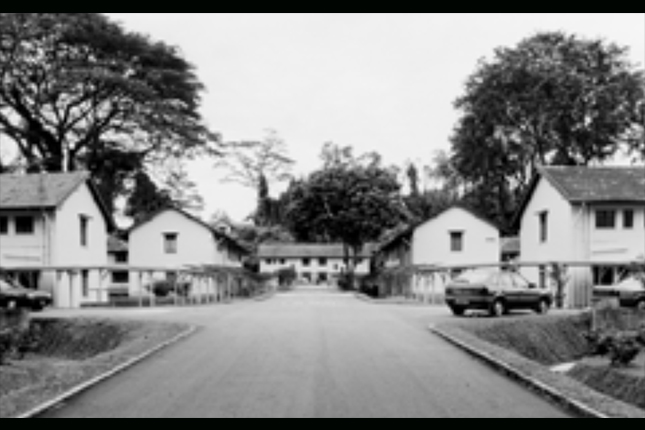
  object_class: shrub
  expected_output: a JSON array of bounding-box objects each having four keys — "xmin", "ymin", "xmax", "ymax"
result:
[
  {"xmin": 147, "ymin": 280, "xmax": 191, "ymax": 298},
  {"xmin": 0, "ymin": 309, "xmax": 32, "ymax": 365}
]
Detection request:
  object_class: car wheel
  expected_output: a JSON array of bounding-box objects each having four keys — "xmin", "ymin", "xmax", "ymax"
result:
[
  {"xmin": 451, "ymin": 306, "xmax": 466, "ymax": 317},
  {"xmin": 31, "ymin": 302, "xmax": 44, "ymax": 312},
  {"xmin": 537, "ymin": 300, "xmax": 550, "ymax": 315},
  {"xmin": 6, "ymin": 300, "xmax": 18, "ymax": 310},
  {"xmin": 637, "ymin": 300, "xmax": 645, "ymax": 312},
  {"xmin": 490, "ymin": 300, "xmax": 506, "ymax": 318}
]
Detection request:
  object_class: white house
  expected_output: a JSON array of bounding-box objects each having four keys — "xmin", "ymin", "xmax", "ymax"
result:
[
  {"xmin": 411, "ymin": 206, "xmax": 501, "ymax": 267},
  {"xmin": 258, "ymin": 244, "xmax": 373, "ymax": 284},
  {"xmin": 128, "ymin": 208, "xmax": 249, "ymax": 295},
  {"xmin": 377, "ymin": 206, "xmax": 501, "ymax": 269},
  {"xmin": 0, "ymin": 172, "xmax": 114, "ymax": 307},
  {"xmin": 517, "ymin": 166, "xmax": 645, "ymax": 308},
  {"xmin": 107, "ymin": 235, "xmax": 130, "ymax": 298}
]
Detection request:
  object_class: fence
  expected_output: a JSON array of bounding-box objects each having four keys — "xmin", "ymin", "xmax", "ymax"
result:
[
  {"xmin": 372, "ymin": 260, "xmax": 645, "ymax": 309},
  {"xmin": 0, "ymin": 265, "xmax": 274, "ymax": 309}
]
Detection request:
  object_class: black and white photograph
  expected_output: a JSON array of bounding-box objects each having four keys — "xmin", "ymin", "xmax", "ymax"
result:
[{"xmin": 1, "ymin": 13, "xmax": 644, "ymax": 418}]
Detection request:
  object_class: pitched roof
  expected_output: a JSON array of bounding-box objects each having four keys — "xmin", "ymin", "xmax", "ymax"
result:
[
  {"xmin": 501, "ymin": 237, "xmax": 520, "ymax": 255},
  {"xmin": 540, "ymin": 166, "xmax": 645, "ymax": 203},
  {"xmin": 1, "ymin": 172, "xmax": 89, "ymax": 208},
  {"xmin": 513, "ymin": 166, "xmax": 645, "ymax": 230},
  {"xmin": 108, "ymin": 236, "xmax": 129, "ymax": 253},
  {"xmin": 128, "ymin": 207, "xmax": 251, "ymax": 255},
  {"xmin": 258, "ymin": 243, "xmax": 375, "ymax": 259},
  {"xmin": 0, "ymin": 172, "xmax": 115, "ymax": 231}
]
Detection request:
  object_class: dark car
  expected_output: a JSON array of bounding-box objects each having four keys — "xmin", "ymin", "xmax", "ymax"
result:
[
  {"xmin": 0, "ymin": 279, "xmax": 53, "ymax": 311},
  {"xmin": 445, "ymin": 270, "xmax": 553, "ymax": 317}
]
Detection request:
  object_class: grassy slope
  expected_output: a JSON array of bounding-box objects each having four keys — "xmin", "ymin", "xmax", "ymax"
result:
[
  {"xmin": 0, "ymin": 318, "xmax": 191, "ymax": 418},
  {"xmin": 436, "ymin": 311, "xmax": 645, "ymax": 418}
]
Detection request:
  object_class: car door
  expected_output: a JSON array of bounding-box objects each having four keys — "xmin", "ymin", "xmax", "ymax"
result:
[
  {"xmin": 509, "ymin": 273, "xmax": 537, "ymax": 309},
  {"xmin": 497, "ymin": 273, "xmax": 521, "ymax": 309}
]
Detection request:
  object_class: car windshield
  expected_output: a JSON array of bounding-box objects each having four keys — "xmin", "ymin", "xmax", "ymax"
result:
[
  {"xmin": 0, "ymin": 280, "xmax": 15, "ymax": 291},
  {"xmin": 453, "ymin": 271, "xmax": 495, "ymax": 285}
]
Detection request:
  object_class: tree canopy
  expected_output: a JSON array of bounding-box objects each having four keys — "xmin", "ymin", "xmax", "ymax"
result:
[
  {"xmin": 0, "ymin": 13, "xmax": 218, "ymax": 173},
  {"xmin": 450, "ymin": 31, "xmax": 645, "ymax": 232}
]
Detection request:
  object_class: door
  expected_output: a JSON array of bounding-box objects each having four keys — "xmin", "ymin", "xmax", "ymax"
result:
[{"xmin": 509, "ymin": 273, "xmax": 537, "ymax": 309}]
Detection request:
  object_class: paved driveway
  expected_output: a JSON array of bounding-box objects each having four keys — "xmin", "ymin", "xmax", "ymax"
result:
[{"xmin": 40, "ymin": 287, "xmax": 571, "ymax": 418}]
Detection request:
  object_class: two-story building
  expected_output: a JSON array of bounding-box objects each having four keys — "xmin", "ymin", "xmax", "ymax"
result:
[
  {"xmin": 258, "ymin": 244, "xmax": 373, "ymax": 284},
  {"xmin": 128, "ymin": 207, "xmax": 249, "ymax": 296},
  {"xmin": 516, "ymin": 166, "xmax": 645, "ymax": 308},
  {"xmin": 0, "ymin": 172, "xmax": 115, "ymax": 307}
]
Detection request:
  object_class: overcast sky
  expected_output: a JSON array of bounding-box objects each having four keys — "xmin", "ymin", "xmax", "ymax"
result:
[{"xmin": 105, "ymin": 13, "xmax": 645, "ymax": 223}]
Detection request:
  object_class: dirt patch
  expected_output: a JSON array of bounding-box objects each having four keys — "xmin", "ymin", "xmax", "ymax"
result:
[{"xmin": 0, "ymin": 317, "xmax": 192, "ymax": 418}]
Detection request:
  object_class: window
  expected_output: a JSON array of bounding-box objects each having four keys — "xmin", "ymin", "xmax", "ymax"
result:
[
  {"xmin": 303, "ymin": 258, "xmax": 311, "ymax": 267},
  {"xmin": 266, "ymin": 259, "xmax": 274, "ymax": 265},
  {"xmin": 15, "ymin": 216, "xmax": 34, "ymax": 235},
  {"xmin": 80, "ymin": 216, "xmax": 89, "ymax": 247},
  {"xmin": 0, "ymin": 217, "xmax": 8, "ymax": 235},
  {"xmin": 81, "ymin": 270, "xmax": 89, "ymax": 298},
  {"xmin": 115, "ymin": 253, "xmax": 128, "ymax": 264},
  {"xmin": 624, "ymin": 210, "xmax": 634, "ymax": 229},
  {"xmin": 164, "ymin": 233, "xmax": 178, "ymax": 254},
  {"xmin": 539, "ymin": 212, "xmax": 548, "ymax": 243},
  {"xmin": 319, "ymin": 258, "xmax": 328, "ymax": 267},
  {"xmin": 450, "ymin": 232, "xmax": 464, "ymax": 252},
  {"xmin": 112, "ymin": 271, "xmax": 129, "ymax": 284},
  {"xmin": 596, "ymin": 210, "xmax": 616, "ymax": 229}
]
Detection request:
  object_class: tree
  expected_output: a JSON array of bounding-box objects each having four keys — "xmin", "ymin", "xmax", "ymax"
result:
[
  {"xmin": 124, "ymin": 171, "xmax": 174, "ymax": 222},
  {"xmin": 450, "ymin": 32, "xmax": 645, "ymax": 231},
  {"xmin": 216, "ymin": 129, "xmax": 294, "ymax": 226},
  {"xmin": 0, "ymin": 13, "xmax": 218, "ymax": 173},
  {"xmin": 285, "ymin": 158, "xmax": 406, "ymax": 286}
]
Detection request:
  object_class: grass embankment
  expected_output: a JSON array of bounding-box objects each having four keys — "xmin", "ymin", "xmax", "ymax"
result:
[
  {"xmin": 436, "ymin": 309, "xmax": 645, "ymax": 418},
  {"xmin": 0, "ymin": 316, "xmax": 192, "ymax": 418}
]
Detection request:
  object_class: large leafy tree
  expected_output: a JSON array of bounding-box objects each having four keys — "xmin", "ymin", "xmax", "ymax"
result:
[
  {"xmin": 0, "ymin": 13, "xmax": 218, "ymax": 174},
  {"xmin": 451, "ymin": 32, "xmax": 645, "ymax": 231},
  {"xmin": 285, "ymin": 152, "xmax": 406, "ymax": 282},
  {"xmin": 124, "ymin": 171, "xmax": 174, "ymax": 223}
]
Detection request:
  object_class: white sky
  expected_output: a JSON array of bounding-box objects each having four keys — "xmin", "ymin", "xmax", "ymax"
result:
[{"xmin": 104, "ymin": 13, "xmax": 644, "ymax": 222}]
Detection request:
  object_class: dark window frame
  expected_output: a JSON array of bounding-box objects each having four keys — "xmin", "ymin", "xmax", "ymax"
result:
[
  {"xmin": 539, "ymin": 212, "xmax": 549, "ymax": 243},
  {"xmin": 596, "ymin": 210, "xmax": 617, "ymax": 229},
  {"xmin": 623, "ymin": 210, "xmax": 635, "ymax": 229},
  {"xmin": 80, "ymin": 215, "xmax": 90, "ymax": 247},
  {"xmin": 0, "ymin": 216, "xmax": 8, "ymax": 235},
  {"xmin": 164, "ymin": 233, "xmax": 179, "ymax": 254},
  {"xmin": 450, "ymin": 231, "xmax": 464, "ymax": 252},
  {"xmin": 15, "ymin": 216, "xmax": 35, "ymax": 235}
]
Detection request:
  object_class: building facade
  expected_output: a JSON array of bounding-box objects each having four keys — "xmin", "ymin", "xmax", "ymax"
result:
[
  {"xmin": 517, "ymin": 166, "xmax": 645, "ymax": 307},
  {"xmin": 0, "ymin": 172, "xmax": 114, "ymax": 307},
  {"xmin": 258, "ymin": 244, "xmax": 373, "ymax": 284}
]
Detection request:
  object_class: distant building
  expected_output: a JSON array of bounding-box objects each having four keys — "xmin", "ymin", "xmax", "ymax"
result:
[
  {"xmin": 516, "ymin": 166, "xmax": 645, "ymax": 308},
  {"xmin": 258, "ymin": 244, "xmax": 374, "ymax": 284},
  {"xmin": 501, "ymin": 237, "xmax": 521, "ymax": 262},
  {"xmin": 0, "ymin": 172, "xmax": 115, "ymax": 307}
]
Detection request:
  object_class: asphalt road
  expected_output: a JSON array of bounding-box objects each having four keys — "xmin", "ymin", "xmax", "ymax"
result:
[{"xmin": 40, "ymin": 287, "xmax": 571, "ymax": 418}]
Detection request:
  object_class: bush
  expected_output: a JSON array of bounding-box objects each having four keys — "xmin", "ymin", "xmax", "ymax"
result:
[
  {"xmin": 0, "ymin": 309, "xmax": 33, "ymax": 365},
  {"xmin": 147, "ymin": 280, "xmax": 191, "ymax": 298}
]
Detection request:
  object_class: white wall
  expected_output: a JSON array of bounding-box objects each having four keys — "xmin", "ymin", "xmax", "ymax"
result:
[
  {"xmin": 412, "ymin": 207, "xmax": 500, "ymax": 267},
  {"xmin": 53, "ymin": 183, "xmax": 109, "ymax": 307},
  {"xmin": 0, "ymin": 210, "xmax": 50, "ymax": 267},
  {"xmin": 130, "ymin": 210, "xmax": 220, "ymax": 270},
  {"xmin": 520, "ymin": 178, "xmax": 574, "ymax": 287}
]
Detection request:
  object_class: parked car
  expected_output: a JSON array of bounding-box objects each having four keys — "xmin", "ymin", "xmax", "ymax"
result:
[
  {"xmin": 445, "ymin": 270, "xmax": 553, "ymax": 317},
  {"xmin": 615, "ymin": 276, "xmax": 645, "ymax": 310},
  {"xmin": 0, "ymin": 278, "xmax": 53, "ymax": 312}
]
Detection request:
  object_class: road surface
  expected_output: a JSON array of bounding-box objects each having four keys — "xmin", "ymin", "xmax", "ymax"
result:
[{"xmin": 41, "ymin": 287, "xmax": 571, "ymax": 418}]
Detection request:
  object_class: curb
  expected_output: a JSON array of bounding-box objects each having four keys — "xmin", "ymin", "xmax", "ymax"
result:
[
  {"xmin": 429, "ymin": 325, "xmax": 609, "ymax": 419},
  {"xmin": 354, "ymin": 293, "xmax": 435, "ymax": 307},
  {"xmin": 16, "ymin": 325, "xmax": 198, "ymax": 419}
]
